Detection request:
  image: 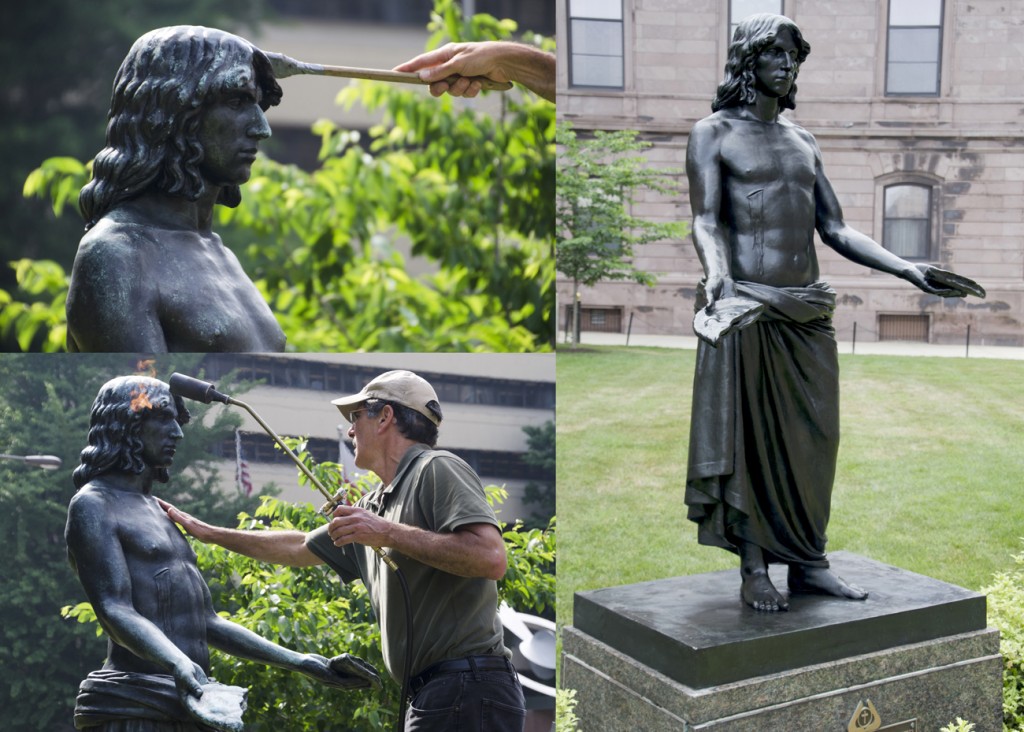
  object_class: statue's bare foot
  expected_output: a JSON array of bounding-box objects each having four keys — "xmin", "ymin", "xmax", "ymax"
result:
[
  {"xmin": 741, "ymin": 571, "xmax": 789, "ymax": 612},
  {"xmin": 788, "ymin": 565, "xmax": 868, "ymax": 600}
]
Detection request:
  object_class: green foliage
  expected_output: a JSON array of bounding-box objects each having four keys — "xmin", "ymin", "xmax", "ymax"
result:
[
  {"xmin": 940, "ymin": 719, "xmax": 976, "ymax": 732},
  {"xmin": 11, "ymin": 0, "xmax": 555, "ymax": 353},
  {"xmin": 556, "ymin": 688, "xmax": 581, "ymax": 732},
  {"xmin": 982, "ymin": 543, "xmax": 1024, "ymax": 731},
  {"xmin": 199, "ymin": 495, "xmax": 395, "ymax": 732},
  {"xmin": 0, "ymin": 354, "xmax": 264, "ymax": 730},
  {"xmin": 0, "ymin": 259, "xmax": 69, "ymax": 352},
  {"xmin": 555, "ymin": 122, "xmax": 688, "ymax": 344}
]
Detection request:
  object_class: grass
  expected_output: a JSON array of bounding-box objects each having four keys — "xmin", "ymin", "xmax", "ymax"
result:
[{"xmin": 556, "ymin": 345, "xmax": 1024, "ymax": 628}]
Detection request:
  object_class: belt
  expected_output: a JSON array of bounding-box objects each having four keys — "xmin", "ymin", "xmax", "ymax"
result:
[{"xmin": 409, "ymin": 655, "xmax": 514, "ymax": 697}]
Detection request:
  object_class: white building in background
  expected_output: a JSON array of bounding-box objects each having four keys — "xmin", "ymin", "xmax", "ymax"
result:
[{"xmin": 196, "ymin": 353, "xmax": 555, "ymax": 523}]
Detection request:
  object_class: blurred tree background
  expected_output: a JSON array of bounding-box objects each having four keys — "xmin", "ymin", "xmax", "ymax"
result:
[{"xmin": 1, "ymin": 0, "xmax": 555, "ymax": 352}]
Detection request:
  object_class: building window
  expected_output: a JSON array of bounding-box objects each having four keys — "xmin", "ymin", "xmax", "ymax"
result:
[
  {"xmin": 882, "ymin": 184, "xmax": 932, "ymax": 259},
  {"xmin": 729, "ymin": 0, "xmax": 783, "ymax": 42},
  {"xmin": 568, "ymin": 0, "xmax": 624, "ymax": 89},
  {"xmin": 886, "ymin": 0, "xmax": 943, "ymax": 95}
]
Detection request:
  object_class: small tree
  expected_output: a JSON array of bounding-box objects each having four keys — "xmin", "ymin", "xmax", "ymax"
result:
[
  {"xmin": 521, "ymin": 420, "xmax": 555, "ymax": 528},
  {"xmin": 556, "ymin": 122, "xmax": 687, "ymax": 345}
]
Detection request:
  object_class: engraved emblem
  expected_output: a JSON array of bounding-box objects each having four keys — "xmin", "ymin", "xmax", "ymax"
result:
[{"xmin": 849, "ymin": 699, "xmax": 881, "ymax": 732}]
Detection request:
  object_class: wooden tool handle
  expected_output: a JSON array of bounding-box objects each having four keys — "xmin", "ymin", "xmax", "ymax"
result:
[{"xmin": 313, "ymin": 63, "xmax": 513, "ymax": 91}]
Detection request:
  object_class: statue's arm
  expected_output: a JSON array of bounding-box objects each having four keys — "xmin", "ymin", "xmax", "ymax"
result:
[
  {"xmin": 66, "ymin": 233, "xmax": 168, "ymax": 352},
  {"xmin": 686, "ymin": 118, "xmax": 734, "ymax": 304},
  {"xmin": 65, "ymin": 492, "xmax": 206, "ymax": 696},
  {"xmin": 203, "ymin": 586, "xmax": 381, "ymax": 690}
]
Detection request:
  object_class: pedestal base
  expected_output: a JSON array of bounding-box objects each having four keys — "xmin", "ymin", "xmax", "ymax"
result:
[{"xmin": 562, "ymin": 553, "xmax": 1003, "ymax": 731}]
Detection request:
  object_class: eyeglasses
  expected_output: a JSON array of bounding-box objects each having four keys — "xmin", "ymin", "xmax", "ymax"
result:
[{"xmin": 348, "ymin": 409, "xmax": 365, "ymax": 424}]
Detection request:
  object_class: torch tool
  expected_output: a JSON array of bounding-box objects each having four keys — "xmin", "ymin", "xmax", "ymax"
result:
[
  {"xmin": 265, "ymin": 50, "xmax": 513, "ymax": 92},
  {"xmin": 168, "ymin": 373, "xmax": 398, "ymax": 571}
]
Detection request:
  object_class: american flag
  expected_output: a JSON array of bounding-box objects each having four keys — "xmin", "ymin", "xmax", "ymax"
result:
[{"xmin": 235, "ymin": 429, "xmax": 253, "ymax": 496}]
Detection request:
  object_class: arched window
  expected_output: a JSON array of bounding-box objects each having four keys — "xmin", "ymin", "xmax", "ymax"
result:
[
  {"xmin": 886, "ymin": 0, "xmax": 944, "ymax": 95},
  {"xmin": 882, "ymin": 184, "xmax": 932, "ymax": 259}
]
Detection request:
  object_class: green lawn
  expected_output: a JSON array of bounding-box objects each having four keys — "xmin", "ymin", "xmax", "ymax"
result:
[{"xmin": 556, "ymin": 346, "xmax": 1024, "ymax": 628}]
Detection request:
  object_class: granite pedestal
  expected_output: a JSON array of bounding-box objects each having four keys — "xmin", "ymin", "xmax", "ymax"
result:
[{"xmin": 561, "ymin": 553, "xmax": 1002, "ymax": 731}]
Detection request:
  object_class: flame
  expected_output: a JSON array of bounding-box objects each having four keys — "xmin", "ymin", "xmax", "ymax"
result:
[
  {"xmin": 130, "ymin": 387, "xmax": 154, "ymax": 413},
  {"xmin": 136, "ymin": 359, "xmax": 157, "ymax": 377}
]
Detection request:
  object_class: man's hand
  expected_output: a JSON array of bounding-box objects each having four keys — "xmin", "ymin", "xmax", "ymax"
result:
[
  {"xmin": 157, "ymin": 498, "xmax": 216, "ymax": 543},
  {"xmin": 395, "ymin": 42, "xmax": 510, "ymax": 98},
  {"xmin": 328, "ymin": 505, "xmax": 392, "ymax": 548},
  {"xmin": 299, "ymin": 653, "xmax": 382, "ymax": 691},
  {"xmin": 395, "ymin": 41, "xmax": 555, "ymax": 102}
]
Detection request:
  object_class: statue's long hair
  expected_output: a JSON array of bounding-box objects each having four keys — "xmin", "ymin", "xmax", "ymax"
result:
[
  {"xmin": 79, "ymin": 25, "xmax": 282, "ymax": 229},
  {"xmin": 712, "ymin": 14, "xmax": 810, "ymax": 112},
  {"xmin": 73, "ymin": 376, "xmax": 190, "ymax": 490}
]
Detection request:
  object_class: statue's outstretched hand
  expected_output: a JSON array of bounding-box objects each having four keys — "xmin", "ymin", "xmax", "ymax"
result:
[
  {"xmin": 301, "ymin": 653, "xmax": 383, "ymax": 691},
  {"xmin": 909, "ymin": 264, "xmax": 986, "ymax": 299}
]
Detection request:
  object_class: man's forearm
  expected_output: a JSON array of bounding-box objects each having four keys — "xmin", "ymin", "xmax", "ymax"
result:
[
  {"xmin": 504, "ymin": 43, "xmax": 555, "ymax": 102},
  {"xmin": 201, "ymin": 525, "xmax": 320, "ymax": 567},
  {"xmin": 385, "ymin": 523, "xmax": 506, "ymax": 580}
]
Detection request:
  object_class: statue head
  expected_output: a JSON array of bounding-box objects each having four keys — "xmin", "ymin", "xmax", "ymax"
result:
[
  {"xmin": 79, "ymin": 25, "xmax": 283, "ymax": 228},
  {"xmin": 73, "ymin": 376, "xmax": 190, "ymax": 489},
  {"xmin": 712, "ymin": 14, "xmax": 810, "ymax": 113}
]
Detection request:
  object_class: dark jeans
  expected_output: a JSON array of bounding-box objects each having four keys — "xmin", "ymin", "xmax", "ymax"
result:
[{"xmin": 405, "ymin": 662, "xmax": 526, "ymax": 731}]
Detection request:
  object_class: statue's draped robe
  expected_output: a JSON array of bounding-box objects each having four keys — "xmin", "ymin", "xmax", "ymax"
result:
[
  {"xmin": 74, "ymin": 670, "xmax": 207, "ymax": 731},
  {"xmin": 685, "ymin": 281, "xmax": 839, "ymax": 567}
]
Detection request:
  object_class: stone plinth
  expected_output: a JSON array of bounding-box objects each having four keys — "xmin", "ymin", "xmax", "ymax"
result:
[{"xmin": 562, "ymin": 553, "xmax": 1003, "ymax": 731}]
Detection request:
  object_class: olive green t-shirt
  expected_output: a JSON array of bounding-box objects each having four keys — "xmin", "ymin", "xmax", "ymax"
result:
[{"xmin": 305, "ymin": 443, "xmax": 508, "ymax": 681}]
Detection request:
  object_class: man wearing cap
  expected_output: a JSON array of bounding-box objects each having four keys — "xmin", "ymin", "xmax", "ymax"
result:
[{"xmin": 162, "ymin": 370, "xmax": 526, "ymax": 731}]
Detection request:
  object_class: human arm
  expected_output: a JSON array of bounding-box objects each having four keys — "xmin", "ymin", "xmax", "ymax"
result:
[
  {"xmin": 394, "ymin": 41, "xmax": 555, "ymax": 102},
  {"xmin": 158, "ymin": 498, "xmax": 322, "ymax": 568},
  {"xmin": 66, "ymin": 492, "xmax": 206, "ymax": 698},
  {"xmin": 327, "ymin": 505, "xmax": 507, "ymax": 580},
  {"xmin": 66, "ymin": 229, "xmax": 169, "ymax": 352},
  {"xmin": 686, "ymin": 118, "xmax": 735, "ymax": 307}
]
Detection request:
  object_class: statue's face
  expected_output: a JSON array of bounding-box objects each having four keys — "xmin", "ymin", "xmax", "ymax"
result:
[
  {"xmin": 753, "ymin": 28, "xmax": 799, "ymax": 99},
  {"xmin": 139, "ymin": 398, "xmax": 184, "ymax": 471},
  {"xmin": 196, "ymin": 59, "xmax": 271, "ymax": 188}
]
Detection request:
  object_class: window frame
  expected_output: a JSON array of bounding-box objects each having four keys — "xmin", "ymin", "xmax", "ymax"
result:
[
  {"xmin": 567, "ymin": 0, "xmax": 625, "ymax": 91},
  {"xmin": 727, "ymin": 0, "xmax": 784, "ymax": 46},
  {"xmin": 879, "ymin": 181, "xmax": 936, "ymax": 261},
  {"xmin": 884, "ymin": 0, "xmax": 944, "ymax": 97}
]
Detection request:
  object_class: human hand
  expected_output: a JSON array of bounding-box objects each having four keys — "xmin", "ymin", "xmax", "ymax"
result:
[
  {"xmin": 300, "ymin": 652, "xmax": 382, "ymax": 691},
  {"xmin": 328, "ymin": 504, "xmax": 393, "ymax": 548},
  {"xmin": 395, "ymin": 42, "xmax": 509, "ymax": 98},
  {"xmin": 157, "ymin": 497, "xmax": 215, "ymax": 543}
]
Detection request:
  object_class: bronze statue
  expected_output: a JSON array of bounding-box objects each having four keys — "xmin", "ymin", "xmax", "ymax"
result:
[
  {"xmin": 684, "ymin": 14, "xmax": 984, "ymax": 612},
  {"xmin": 67, "ymin": 26, "xmax": 286, "ymax": 353},
  {"xmin": 65, "ymin": 376, "xmax": 379, "ymax": 730}
]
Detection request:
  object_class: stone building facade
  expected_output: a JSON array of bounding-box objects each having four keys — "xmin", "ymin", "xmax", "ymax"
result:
[{"xmin": 555, "ymin": 0, "xmax": 1024, "ymax": 345}]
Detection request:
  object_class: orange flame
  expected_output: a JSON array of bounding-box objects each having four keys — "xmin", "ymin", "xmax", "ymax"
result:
[
  {"xmin": 130, "ymin": 387, "xmax": 154, "ymax": 413},
  {"xmin": 136, "ymin": 359, "xmax": 157, "ymax": 377}
]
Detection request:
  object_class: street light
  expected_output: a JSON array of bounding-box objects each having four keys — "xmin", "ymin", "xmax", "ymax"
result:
[{"xmin": 0, "ymin": 454, "xmax": 63, "ymax": 470}]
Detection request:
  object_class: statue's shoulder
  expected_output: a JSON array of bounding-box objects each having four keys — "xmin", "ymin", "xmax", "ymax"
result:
[
  {"xmin": 68, "ymin": 484, "xmax": 118, "ymax": 524},
  {"xmin": 75, "ymin": 216, "xmax": 149, "ymax": 273}
]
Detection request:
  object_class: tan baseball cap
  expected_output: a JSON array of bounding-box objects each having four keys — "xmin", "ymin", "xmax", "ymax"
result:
[{"xmin": 331, "ymin": 370, "xmax": 441, "ymax": 425}]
